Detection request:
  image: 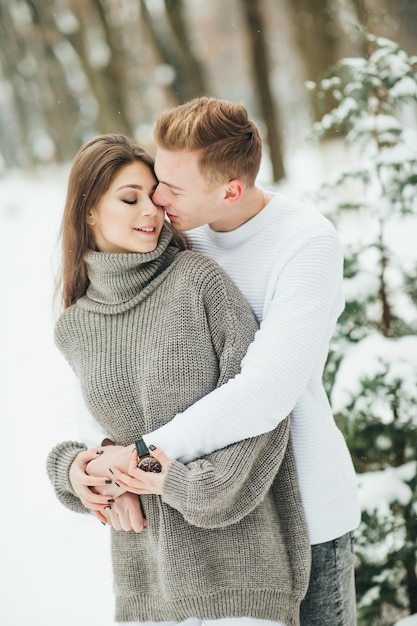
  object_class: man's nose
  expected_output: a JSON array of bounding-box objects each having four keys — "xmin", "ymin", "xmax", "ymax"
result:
[{"xmin": 153, "ymin": 184, "xmax": 167, "ymax": 206}]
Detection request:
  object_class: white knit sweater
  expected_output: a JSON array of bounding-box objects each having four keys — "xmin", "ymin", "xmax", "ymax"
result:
[{"xmin": 79, "ymin": 193, "xmax": 361, "ymax": 544}]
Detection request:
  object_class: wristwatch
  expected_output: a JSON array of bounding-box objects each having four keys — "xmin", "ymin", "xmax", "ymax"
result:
[{"xmin": 135, "ymin": 439, "xmax": 162, "ymax": 473}]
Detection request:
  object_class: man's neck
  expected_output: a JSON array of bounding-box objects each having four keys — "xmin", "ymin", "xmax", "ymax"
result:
[{"xmin": 210, "ymin": 187, "xmax": 269, "ymax": 233}]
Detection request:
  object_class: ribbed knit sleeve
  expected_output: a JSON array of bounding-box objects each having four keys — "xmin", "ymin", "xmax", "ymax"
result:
[
  {"xmin": 163, "ymin": 419, "xmax": 290, "ymax": 528},
  {"xmin": 160, "ymin": 255, "xmax": 292, "ymax": 528},
  {"xmin": 46, "ymin": 441, "xmax": 88, "ymax": 514}
]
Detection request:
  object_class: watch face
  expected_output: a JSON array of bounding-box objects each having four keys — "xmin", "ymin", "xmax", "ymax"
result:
[{"xmin": 138, "ymin": 456, "xmax": 162, "ymax": 473}]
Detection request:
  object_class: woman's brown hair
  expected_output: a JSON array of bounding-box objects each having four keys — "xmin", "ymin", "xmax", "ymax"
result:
[{"xmin": 57, "ymin": 134, "xmax": 188, "ymax": 310}]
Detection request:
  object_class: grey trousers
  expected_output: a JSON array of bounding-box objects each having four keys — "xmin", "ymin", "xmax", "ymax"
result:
[{"xmin": 300, "ymin": 531, "xmax": 357, "ymax": 626}]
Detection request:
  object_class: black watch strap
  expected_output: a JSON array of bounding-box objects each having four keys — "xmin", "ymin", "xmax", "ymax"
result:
[{"xmin": 135, "ymin": 438, "xmax": 149, "ymax": 459}]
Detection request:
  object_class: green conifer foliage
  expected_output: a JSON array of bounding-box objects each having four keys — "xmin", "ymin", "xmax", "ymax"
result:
[{"xmin": 308, "ymin": 34, "xmax": 417, "ymax": 624}]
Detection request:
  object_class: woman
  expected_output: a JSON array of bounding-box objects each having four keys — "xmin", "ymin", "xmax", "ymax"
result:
[{"xmin": 47, "ymin": 134, "xmax": 310, "ymax": 626}]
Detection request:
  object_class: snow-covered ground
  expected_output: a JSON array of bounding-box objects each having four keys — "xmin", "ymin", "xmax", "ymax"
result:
[{"xmin": 1, "ymin": 168, "xmax": 114, "ymax": 626}]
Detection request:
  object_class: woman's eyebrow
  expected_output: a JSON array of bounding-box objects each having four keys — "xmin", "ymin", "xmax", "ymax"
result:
[{"xmin": 116, "ymin": 184, "xmax": 144, "ymax": 191}]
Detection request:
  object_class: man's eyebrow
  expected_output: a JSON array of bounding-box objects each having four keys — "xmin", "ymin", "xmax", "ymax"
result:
[
  {"xmin": 116, "ymin": 184, "xmax": 144, "ymax": 191},
  {"xmin": 158, "ymin": 180, "xmax": 185, "ymax": 192}
]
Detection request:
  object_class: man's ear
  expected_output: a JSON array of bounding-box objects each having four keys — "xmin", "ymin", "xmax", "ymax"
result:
[{"xmin": 223, "ymin": 180, "xmax": 243, "ymax": 203}]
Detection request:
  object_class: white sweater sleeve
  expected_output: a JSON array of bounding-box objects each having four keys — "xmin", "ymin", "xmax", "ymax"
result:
[
  {"xmin": 144, "ymin": 232, "xmax": 344, "ymax": 462},
  {"xmin": 73, "ymin": 377, "xmax": 111, "ymax": 447}
]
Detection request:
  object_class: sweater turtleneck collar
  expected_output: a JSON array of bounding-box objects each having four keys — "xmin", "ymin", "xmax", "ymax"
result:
[{"xmin": 78, "ymin": 225, "xmax": 180, "ymax": 314}]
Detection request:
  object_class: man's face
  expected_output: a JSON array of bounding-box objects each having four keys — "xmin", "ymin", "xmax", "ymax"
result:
[{"xmin": 153, "ymin": 148, "xmax": 228, "ymax": 232}]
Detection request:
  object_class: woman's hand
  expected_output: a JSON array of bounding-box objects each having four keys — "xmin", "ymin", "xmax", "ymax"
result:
[
  {"xmin": 69, "ymin": 448, "xmax": 117, "ymax": 514},
  {"xmin": 101, "ymin": 492, "xmax": 147, "ymax": 533},
  {"xmin": 110, "ymin": 447, "xmax": 171, "ymax": 496}
]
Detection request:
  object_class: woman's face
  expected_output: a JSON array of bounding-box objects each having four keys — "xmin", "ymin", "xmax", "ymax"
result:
[{"xmin": 89, "ymin": 161, "xmax": 165, "ymax": 254}]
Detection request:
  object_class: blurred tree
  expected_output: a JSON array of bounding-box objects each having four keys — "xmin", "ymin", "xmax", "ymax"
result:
[
  {"xmin": 0, "ymin": 1, "xmax": 33, "ymax": 167},
  {"xmin": 139, "ymin": 0, "xmax": 209, "ymax": 104},
  {"xmin": 239, "ymin": 0, "xmax": 285, "ymax": 181},
  {"xmin": 0, "ymin": 0, "xmax": 83, "ymax": 166},
  {"xmin": 396, "ymin": 0, "xmax": 417, "ymax": 52},
  {"xmin": 353, "ymin": 0, "xmax": 417, "ymax": 55},
  {"xmin": 164, "ymin": 0, "xmax": 209, "ymax": 99},
  {"xmin": 67, "ymin": 0, "xmax": 133, "ymax": 135},
  {"xmin": 26, "ymin": 0, "xmax": 85, "ymax": 161},
  {"xmin": 288, "ymin": 0, "xmax": 341, "ymax": 123},
  {"xmin": 0, "ymin": 0, "xmax": 414, "ymax": 174}
]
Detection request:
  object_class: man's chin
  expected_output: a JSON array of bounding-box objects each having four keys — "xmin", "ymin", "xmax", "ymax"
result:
[{"xmin": 167, "ymin": 215, "xmax": 186, "ymax": 231}]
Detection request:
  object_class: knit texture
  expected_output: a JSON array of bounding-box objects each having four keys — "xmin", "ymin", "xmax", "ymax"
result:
[
  {"xmin": 147, "ymin": 196, "xmax": 360, "ymax": 545},
  {"xmin": 47, "ymin": 225, "xmax": 310, "ymax": 624}
]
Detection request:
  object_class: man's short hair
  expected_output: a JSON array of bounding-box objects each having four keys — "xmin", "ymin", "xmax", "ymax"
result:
[{"xmin": 154, "ymin": 97, "xmax": 262, "ymax": 186}]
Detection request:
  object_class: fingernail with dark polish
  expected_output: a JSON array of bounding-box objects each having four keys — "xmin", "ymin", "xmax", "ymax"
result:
[
  {"xmin": 108, "ymin": 468, "xmax": 114, "ymax": 474},
  {"xmin": 115, "ymin": 482, "xmax": 121, "ymax": 488},
  {"xmin": 105, "ymin": 479, "xmax": 112, "ymax": 484},
  {"xmin": 96, "ymin": 450, "xmax": 104, "ymax": 455},
  {"xmin": 101, "ymin": 521, "xmax": 106, "ymax": 525},
  {"xmin": 104, "ymin": 505, "xmax": 111, "ymax": 510},
  {"xmin": 107, "ymin": 499, "xmax": 115, "ymax": 503},
  {"xmin": 149, "ymin": 444, "xmax": 156, "ymax": 451}
]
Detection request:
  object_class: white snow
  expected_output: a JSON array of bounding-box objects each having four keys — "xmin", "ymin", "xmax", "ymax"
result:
[
  {"xmin": 0, "ymin": 169, "xmax": 114, "ymax": 626},
  {"xmin": 358, "ymin": 462, "xmax": 416, "ymax": 517},
  {"xmin": 395, "ymin": 616, "xmax": 417, "ymax": 626}
]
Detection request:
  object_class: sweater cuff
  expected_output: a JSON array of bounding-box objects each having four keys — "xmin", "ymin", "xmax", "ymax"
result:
[
  {"xmin": 46, "ymin": 440, "xmax": 89, "ymax": 514},
  {"xmin": 161, "ymin": 459, "xmax": 190, "ymax": 512}
]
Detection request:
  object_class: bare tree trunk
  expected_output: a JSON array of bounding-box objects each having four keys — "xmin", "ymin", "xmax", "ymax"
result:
[
  {"xmin": 288, "ymin": 0, "xmax": 340, "ymax": 123},
  {"xmin": 394, "ymin": 0, "xmax": 417, "ymax": 52},
  {"xmin": 405, "ymin": 495, "xmax": 417, "ymax": 614},
  {"xmin": 92, "ymin": 0, "xmax": 133, "ymax": 132},
  {"xmin": 353, "ymin": 0, "xmax": 417, "ymax": 54},
  {"xmin": 406, "ymin": 554, "xmax": 417, "ymax": 614},
  {"xmin": 139, "ymin": 0, "xmax": 181, "ymax": 104},
  {"xmin": 139, "ymin": 0, "xmax": 208, "ymax": 104},
  {"xmin": 164, "ymin": 0, "xmax": 208, "ymax": 97},
  {"xmin": 26, "ymin": 0, "xmax": 84, "ymax": 161},
  {"xmin": 68, "ymin": 0, "xmax": 133, "ymax": 135},
  {"xmin": 239, "ymin": 0, "xmax": 285, "ymax": 182},
  {"xmin": 0, "ymin": 2, "xmax": 33, "ymax": 167},
  {"xmin": 378, "ymin": 248, "xmax": 392, "ymax": 337}
]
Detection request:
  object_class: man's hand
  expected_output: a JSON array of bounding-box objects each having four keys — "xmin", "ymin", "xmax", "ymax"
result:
[
  {"xmin": 85, "ymin": 444, "xmax": 135, "ymax": 497},
  {"xmin": 101, "ymin": 492, "xmax": 147, "ymax": 532}
]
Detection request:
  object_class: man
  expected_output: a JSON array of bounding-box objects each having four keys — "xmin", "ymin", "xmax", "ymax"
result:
[{"xmin": 74, "ymin": 97, "xmax": 360, "ymax": 625}]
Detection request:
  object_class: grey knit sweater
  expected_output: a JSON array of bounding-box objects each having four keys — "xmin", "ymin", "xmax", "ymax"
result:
[{"xmin": 47, "ymin": 226, "xmax": 310, "ymax": 625}]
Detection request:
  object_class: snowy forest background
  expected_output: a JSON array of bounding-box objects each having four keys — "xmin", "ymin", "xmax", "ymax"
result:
[{"xmin": 1, "ymin": 1, "xmax": 417, "ymax": 625}]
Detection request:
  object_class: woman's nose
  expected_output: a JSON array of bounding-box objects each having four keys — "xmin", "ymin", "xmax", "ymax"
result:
[{"xmin": 141, "ymin": 197, "xmax": 159, "ymax": 216}]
